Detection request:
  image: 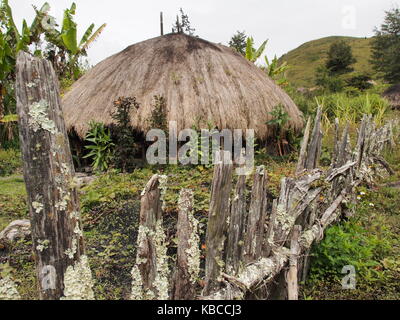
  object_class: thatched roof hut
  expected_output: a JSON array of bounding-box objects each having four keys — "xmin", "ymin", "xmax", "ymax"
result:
[
  {"xmin": 383, "ymin": 84, "xmax": 400, "ymax": 109},
  {"xmin": 62, "ymin": 33, "xmax": 303, "ymax": 140}
]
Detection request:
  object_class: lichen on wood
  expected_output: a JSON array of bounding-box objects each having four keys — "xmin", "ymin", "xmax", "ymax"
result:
[
  {"xmin": 0, "ymin": 277, "xmax": 21, "ymax": 300},
  {"xmin": 16, "ymin": 52, "xmax": 91, "ymax": 300},
  {"xmin": 61, "ymin": 255, "xmax": 95, "ymax": 300}
]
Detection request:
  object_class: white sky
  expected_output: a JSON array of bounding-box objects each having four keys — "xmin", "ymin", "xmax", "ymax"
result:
[{"xmin": 10, "ymin": 0, "xmax": 400, "ymax": 66}]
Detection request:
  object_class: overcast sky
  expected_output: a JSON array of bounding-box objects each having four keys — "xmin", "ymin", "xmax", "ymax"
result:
[{"xmin": 10, "ymin": 0, "xmax": 400, "ymax": 66}]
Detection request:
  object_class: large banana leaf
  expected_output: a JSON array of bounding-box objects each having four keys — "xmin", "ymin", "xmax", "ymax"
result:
[
  {"xmin": 254, "ymin": 39, "xmax": 268, "ymax": 61},
  {"xmin": 79, "ymin": 23, "xmax": 95, "ymax": 49},
  {"xmin": 0, "ymin": 30, "xmax": 14, "ymax": 80},
  {"xmin": 30, "ymin": 2, "xmax": 51, "ymax": 41},
  {"xmin": 15, "ymin": 19, "xmax": 30, "ymax": 52},
  {"xmin": 61, "ymin": 8, "xmax": 78, "ymax": 55},
  {"xmin": 80, "ymin": 23, "xmax": 106, "ymax": 52},
  {"xmin": 245, "ymin": 37, "xmax": 254, "ymax": 62},
  {"xmin": 1, "ymin": 0, "xmax": 20, "ymax": 40}
]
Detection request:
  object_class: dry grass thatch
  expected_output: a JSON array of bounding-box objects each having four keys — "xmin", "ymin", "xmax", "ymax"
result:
[
  {"xmin": 62, "ymin": 33, "xmax": 303, "ymax": 139},
  {"xmin": 383, "ymin": 84, "xmax": 400, "ymax": 109}
]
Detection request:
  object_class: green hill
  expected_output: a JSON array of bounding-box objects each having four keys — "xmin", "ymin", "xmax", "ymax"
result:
[{"xmin": 279, "ymin": 36, "xmax": 374, "ymax": 88}]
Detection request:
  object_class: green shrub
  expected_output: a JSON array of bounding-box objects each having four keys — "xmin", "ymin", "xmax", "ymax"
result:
[
  {"xmin": 110, "ymin": 97, "xmax": 140, "ymax": 172},
  {"xmin": 310, "ymin": 219, "xmax": 391, "ymax": 282},
  {"xmin": 345, "ymin": 73, "xmax": 373, "ymax": 91},
  {"xmin": 83, "ymin": 121, "xmax": 114, "ymax": 172},
  {"xmin": 0, "ymin": 148, "xmax": 22, "ymax": 176}
]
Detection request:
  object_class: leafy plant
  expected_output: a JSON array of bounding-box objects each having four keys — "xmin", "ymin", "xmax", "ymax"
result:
[
  {"xmin": 266, "ymin": 104, "xmax": 291, "ymax": 156},
  {"xmin": 245, "ymin": 37, "xmax": 268, "ymax": 63},
  {"xmin": 309, "ymin": 201, "xmax": 393, "ymax": 284},
  {"xmin": 326, "ymin": 40, "xmax": 357, "ymax": 75},
  {"xmin": 110, "ymin": 97, "xmax": 140, "ymax": 172},
  {"xmin": 317, "ymin": 92, "xmax": 389, "ymax": 126},
  {"xmin": 315, "ymin": 65, "xmax": 345, "ymax": 93},
  {"xmin": 371, "ymin": 7, "xmax": 400, "ymax": 83},
  {"xmin": 345, "ymin": 73, "xmax": 373, "ymax": 91},
  {"xmin": 0, "ymin": 148, "xmax": 21, "ymax": 176},
  {"xmin": 43, "ymin": 2, "xmax": 106, "ymax": 79},
  {"xmin": 148, "ymin": 95, "xmax": 168, "ymax": 133},
  {"xmin": 83, "ymin": 121, "xmax": 114, "ymax": 172},
  {"xmin": 263, "ymin": 55, "xmax": 290, "ymax": 86},
  {"xmin": 229, "ymin": 30, "xmax": 247, "ymax": 55}
]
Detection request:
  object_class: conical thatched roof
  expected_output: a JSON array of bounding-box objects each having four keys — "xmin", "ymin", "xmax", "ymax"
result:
[
  {"xmin": 383, "ymin": 84, "xmax": 400, "ymax": 109},
  {"xmin": 62, "ymin": 33, "xmax": 303, "ymax": 139}
]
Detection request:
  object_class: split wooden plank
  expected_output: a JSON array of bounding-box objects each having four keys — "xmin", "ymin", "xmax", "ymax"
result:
[
  {"xmin": 225, "ymin": 174, "xmax": 247, "ymax": 275},
  {"xmin": 243, "ymin": 166, "xmax": 268, "ymax": 263},
  {"xmin": 296, "ymin": 117, "xmax": 312, "ymax": 174},
  {"xmin": 287, "ymin": 225, "xmax": 301, "ymax": 300},
  {"xmin": 305, "ymin": 107, "xmax": 323, "ymax": 170}
]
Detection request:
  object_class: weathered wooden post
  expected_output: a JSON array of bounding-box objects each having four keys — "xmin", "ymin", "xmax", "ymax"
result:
[
  {"xmin": 171, "ymin": 189, "xmax": 200, "ymax": 300},
  {"xmin": 305, "ymin": 107, "xmax": 323, "ymax": 170},
  {"xmin": 296, "ymin": 117, "xmax": 311, "ymax": 174},
  {"xmin": 287, "ymin": 225, "xmax": 301, "ymax": 300},
  {"xmin": 243, "ymin": 166, "xmax": 268, "ymax": 263},
  {"xmin": 131, "ymin": 174, "xmax": 169, "ymax": 300},
  {"xmin": 203, "ymin": 151, "xmax": 233, "ymax": 296},
  {"xmin": 225, "ymin": 174, "xmax": 247, "ymax": 274},
  {"xmin": 15, "ymin": 52, "xmax": 93, "ymax": 300}
]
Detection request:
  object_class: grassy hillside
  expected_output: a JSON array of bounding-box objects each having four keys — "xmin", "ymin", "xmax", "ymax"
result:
[{"xmin": 279, "ymin": 36, "xmax": 374, "ymax": 88}]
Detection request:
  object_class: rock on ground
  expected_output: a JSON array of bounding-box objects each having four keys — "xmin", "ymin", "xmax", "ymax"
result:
[{"xmin": 0, "ymin": 220, "xmax": 31, "ymax": 242}]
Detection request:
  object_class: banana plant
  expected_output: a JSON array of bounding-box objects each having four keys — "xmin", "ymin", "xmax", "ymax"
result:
[
  {"xmin": 44, "ymin": 2, "xmax": 106, "ymax": 79},
  {"xmin": 0, "ymin": 0, "xmax": 50, "ymax": 54},
  {"xmin": 245, "ymin": 37, "xmax": 268, "ymax": 63},
  {"xmin": 263, "ymin": 55, "xmax": 290, "ymax": 86}
]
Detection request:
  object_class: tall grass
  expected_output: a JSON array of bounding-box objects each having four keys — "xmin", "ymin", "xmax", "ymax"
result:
[{"xmin": 316, "ymin": 93, "xmax": 389, "ymax": 127}]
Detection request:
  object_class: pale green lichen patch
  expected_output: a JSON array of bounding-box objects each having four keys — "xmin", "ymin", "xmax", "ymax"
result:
[
  {"xmin": 275, "ymin": 204, "xmax": 295, "ymax": 232},
  {"xmin": 36, "ymin": 239, "xmax": 50, "ymax": 252},
  {"xmin": 28, "ymin": 99, "xmax": 57, "ymax": 134},
  {"xmin": 32, "ymin": 201, "xmax": 43, "ymax": 214},
  {"xmin": 0, "ymin": 277, "xmax": 21, "ymax": 300},
  {"xmin": 130, "ymin": 219, "xmax": 170, "ymax": 300},
  {"xmin": 61, "ymin": 255, "xmax": 95, "ymax": 300},
  {"xmin": 70, "ymin": 211, "xmax": 80, "ymax": 220},
  {"xmin": 183, "ymin": 190, "xmax": 200, "ymax": 283},
  {"xmin": 130, "ymin": 265, "xmax": 144, "ymax": 300},
  {"xmin": 73, "ymin": 224, "xmax": 83, "ymax": 237},
  {"xmin": 153, "ymin": 220, "xmax": 169, "ymax": 300},
  {"xmin": 65, "ymin": 238, "xmax": 77, "ymax": 259},
  {"xmin": 300, "ymin": 226, "xmax": 319, "ymax": 248},
  {"xmin": 158, "ymin": 175, "xmax": 168, "ymax": 211}
]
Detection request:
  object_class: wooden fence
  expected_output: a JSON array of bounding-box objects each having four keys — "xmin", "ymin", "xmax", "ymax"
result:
[
  {"xmin": 131, "ymin": 111, "xmax": 395, "ymax": 300},
  {"xmin": 9, "ymin": 52, "xmax": 396, "ymax": 300}
]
